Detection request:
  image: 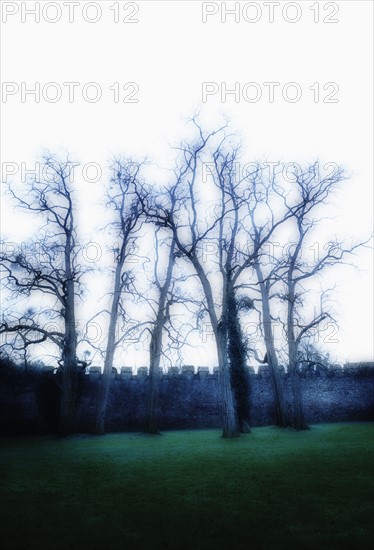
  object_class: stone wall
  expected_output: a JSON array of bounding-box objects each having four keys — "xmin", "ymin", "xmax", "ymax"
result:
[{"xmin": 0, "ymin": 363, "xmax": 373, "ymax": 434}]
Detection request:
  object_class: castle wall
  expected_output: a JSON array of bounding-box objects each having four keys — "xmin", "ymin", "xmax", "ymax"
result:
[{"xmin": 1, "ymin": 363, "xmax": 373, "ymax": 434}]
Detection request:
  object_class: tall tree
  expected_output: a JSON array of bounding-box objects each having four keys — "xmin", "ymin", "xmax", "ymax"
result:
[
  {"xmin": 149, "ymin": 120, "xmax": 239, "ymax": 437},
  {"xmin": 227, "ymin": 162, "xmax": 298, "ymax": 429},
  {"xmin": 239, "ymin": 169, "xmax": 291, "ymax": 427},
  {"xmin": 253, "ymin": 261, "xmax": 290, "ymax": 427},
  {"xmin": 274, "ymin": 163, "xmax": 368, "ymax": 429},
  {"xmin": 211, "ymin": 144, "xmax": 252, "ymax": 432},
  {"xmin": 92, "ymin": 159, "xmax": 145, "ymax": 435},
  {"xmin": 1, "ymin": 155, "xmax": 84, "ymax": 435},
  {"xmin": 149, "ymin": 121, "xmax": 303, "ymax": 435},
  {"xmin": 144, "ymin": 230, "xmax": 175, "ymax": 434}
]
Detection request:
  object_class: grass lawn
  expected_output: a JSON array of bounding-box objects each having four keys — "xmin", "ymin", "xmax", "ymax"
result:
[{"xmin": 0, "ymin": 423, "xmax": 373, "ymax": 550}]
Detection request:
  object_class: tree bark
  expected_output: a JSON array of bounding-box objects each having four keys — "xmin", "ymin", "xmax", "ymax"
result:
[
  {"xmin": 254, "ymin": 263, "xmax": 290, "ymax": 428},
  {"xmin": 92, "ymin": 307, "xmax": 118, "ymax": 435},
  {"xmin": 192, "ymin": 260, "xmax": 238, "ymax": 438},
  {"xmin": 287, "ymin": 281, "xmax": 309, "ymax": 430},
  {"xmin": 93, "ymin": 250, "xmax": 124, "ymax": 435},
  {"xmin": 59, "ymin": 311, "xmax": 77, "ymax": 436},
  {"xmin": 216, "ymin": 326, "xmax": 240, "ymax": 438},
  {"xmin": 59, "ymin": 233, "xmax": 78, "ymax": 436},
  {"xmin": 144, "ymin": 241, "xmax": 175, "ymax": 434},
  {"xmin": 145, "ymin": 327, "xmax": 162, "ymax": 434},
  {"xmin": 227, "ymin": 286, "xmax": 251, "ymax": 433}
]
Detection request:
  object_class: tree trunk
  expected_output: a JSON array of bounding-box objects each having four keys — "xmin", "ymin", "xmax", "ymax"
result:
[
  {"xmin": 227, "ymin": 286, "xmax": 251, "ymax": 433},
  {"xmin": 59, "ymin": 276, "xmax": 77, "ymax": 436},
  {"xmin": 93, "ymin": 255, "xmax": 124, "ymax": 435},
  {"xmin": 59, "ymin": 345, "xmax": 76, "ymax": 435},
  {"xmin": 93, "ymin": 331, "xmax": 116, "ymax": 435},
  {"xmin": 191, "ymin": 259, "xmax": 239, "ymax": 438},
  {"xmin": 287, "ymin": 282, "xmax": 309, "ymax": 430},
  {"xmin": 254, "ymin": 263, "xmax": 290, "ymax": 428},
  {"xmin": 216, "ymin": 327, "xmax": 240, "ymax": 438},
  {"xmin": 289, "ymin": 358, "xmax": 309, "ymax": 430},
  {"xmin": 144, "ymin": 240, "xmax": 175, "ymax": 434},
  {"xmin": 144, "ymin": 328, "xmax": 162, "ymax": 434}
]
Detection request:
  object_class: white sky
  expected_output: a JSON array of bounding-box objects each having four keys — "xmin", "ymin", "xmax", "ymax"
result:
[{"xmin": 0, "ymin": 0, "xmax": 373, "ymax": 366}]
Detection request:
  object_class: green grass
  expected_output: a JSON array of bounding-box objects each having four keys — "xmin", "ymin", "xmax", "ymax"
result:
[{"xmin": 0, "ymin": 424, "xmax": 373, "ymax": 550}]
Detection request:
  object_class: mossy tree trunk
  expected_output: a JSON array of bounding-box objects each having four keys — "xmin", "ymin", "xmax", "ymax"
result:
[{"xmin": 227, "ymin": 286, "xmax": 251, "ymax": 433}]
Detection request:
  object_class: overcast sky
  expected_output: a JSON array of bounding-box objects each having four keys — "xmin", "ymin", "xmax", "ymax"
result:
[{"xmin": 1, "ymin": 1, "xmax": 373, "ymax": 366}]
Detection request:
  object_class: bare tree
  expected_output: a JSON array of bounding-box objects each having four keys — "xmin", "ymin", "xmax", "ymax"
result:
[
  {"xmin": 92, "ymin": 159, "xmax": 145, "ymax": 435},
  {"xmin": 210, "ymin": 145, "xmax": 253, "ymax": 433},
  {"xmin": 143, "ymin": 230, "xmax": 176, "ymax": 434},
  {"xmin": 0, "ymin": 155, "xmax": 85, "ymax": 435},
  {"xmin": 253, "ymin": 261, "xmax": 290, "ymax": 427},
  {"xmin": 237, "ymin": 169, "xmax": 292, "ymax": 427},
  {"xmin": 148, "ymin": 121, "xmax": 303, "ymax": 435},
  {"xmin": 274, "ymin": 163, "xmax": 370, "ymax": 429},
  {"xmin": 297, "ymin": 341, "xmax": 334, "ymax": 375},
  {"xmin": 228, "ymin": 164, "xmax": 300, "ymax": 429},
  {"xmin": 149, "ymin": 120, "xmax": 240, "ymax": 437}
]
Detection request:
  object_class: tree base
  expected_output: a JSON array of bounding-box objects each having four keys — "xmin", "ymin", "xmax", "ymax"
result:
[
  {"xmin": 91, "ymin": 428, "xmax": 106, "ymax": 436},
  {"xmin": 221, "ymin": 430, "xmax": 240, "ymax": 438},
  {"xmin": 239, "ymin": 421, "xmax": 251, "ymax": 434},
  {"xmin": 274, "ymin": 420, "xmax": 293, "ymax": 429},
  {"xmin": 292, "ymin": 422, "xmax": 310, "ymax": 431}
]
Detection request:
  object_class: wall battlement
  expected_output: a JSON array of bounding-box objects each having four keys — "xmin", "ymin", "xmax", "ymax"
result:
[
  {"xmin": 82, "ymin": 362, "xmax": 374, "ymax": 380},
  {"xmin": 1, "ymin": 362, "xmax": 373, "ymax": 434}
]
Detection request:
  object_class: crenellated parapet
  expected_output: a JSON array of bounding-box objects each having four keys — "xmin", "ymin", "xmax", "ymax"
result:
[
  {"xmin": 3, "ymin": 360, "xmax": 373, "ymax": 435},
  {"xmin": 82, "ymin": 362, "xmax": 374, "ymax": 379}
]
